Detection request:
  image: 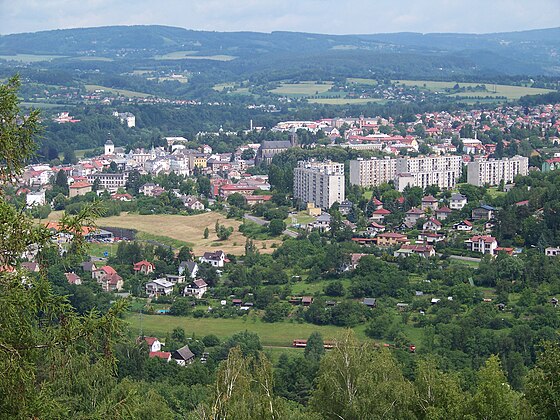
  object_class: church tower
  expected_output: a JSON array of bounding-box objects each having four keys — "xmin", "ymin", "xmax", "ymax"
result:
[
  {"xmin": 289, "ymin": 127, "xmax": 298, "ymax": 147},
  {"xmin": 104, "ymin": 137, "xmax": 114, "ymax": 155}
]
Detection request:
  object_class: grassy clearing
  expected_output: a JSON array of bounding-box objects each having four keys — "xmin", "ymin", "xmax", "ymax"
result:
[
  {"xmin": 0, "ymin": 54, "xmax": 66, "ymax": 62},
  {"xmin": 308, "ymin": 98, "xmax": 385, "ymax": 105},
  {"xmin": 270, "ymin": 81, "xmax": 333, "ymax": 97},
  {"xmin": 157, "ymin": 76, "xmax": 188, "ymax": 83},
  {"xmin": 135, "ymin": 232, "xmax": 193, "ymax": 249},
  {"xmin": 74, "ymin": 148, "xmax": 96, "ymax": 159},
  {"xmin": 284, "ymin": 211, "xmax": 316, "ymax": 227},
  {"xmin": 93, "ymin": 212, "xmax": 278, "ymax": 255},
  {"xmin": 73, "ymin": 56, "xmax": 114, "ymax": 62},
  {"xmin": 348, "ymin": 78, "xmax": 378, "ymax": 85},
  {"xmin": 87, "ymin": 242, "xmax": 116, "ymax": 259},
  {"xmin": 153, "ymin": 51, "xmax": 236, "ymax": 61},
  {"xmin": 486, "ymin": 187, "xmax": 507, "ymax": 198},
  {"xmin": 394, "ymin": 80, "xmax": 554, "ymax": 99},
  {"xmin": 85, "ymin": 84, "xmax": 152, "ymax": 98},
  {"xmin": 290, "ymin": 278, "xmax": 353, "ymax": 295},
  {"xmin": 125, "ymin": 313, "xmax": 365, "ymax": 347},
  {"xmin": 20, "ymin": 102, "xmax": 67, "ymax": 109}
]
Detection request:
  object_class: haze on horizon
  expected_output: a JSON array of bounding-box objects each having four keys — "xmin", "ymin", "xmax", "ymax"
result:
[{"xmin": 1, "ymin": 0, "xmax": 559, "ymax": 36}]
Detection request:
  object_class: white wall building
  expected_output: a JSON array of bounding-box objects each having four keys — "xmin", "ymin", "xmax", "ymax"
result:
[
  {"xmin": 466, "ymin": 156, "xmax": 529, "ymax": 187},
  {"xmin": 293, "ymin": 160, "xmax": 345, "ymax": 209},
  {"xmin": 349, "ymin": 157, "xmax": 396, "ymax": 187},
  {"xmin": 394, "ymin": 155, "xmax": 462, "ymax": 191},
  {"xmin": 26, "ymin": 190, "xmax": 46, "ymax": 207}
]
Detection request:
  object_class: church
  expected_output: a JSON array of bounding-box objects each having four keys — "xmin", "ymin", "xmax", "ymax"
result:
[{"xmin": 255, "ymin": 130, "xmax": 298, "ymax": 165}]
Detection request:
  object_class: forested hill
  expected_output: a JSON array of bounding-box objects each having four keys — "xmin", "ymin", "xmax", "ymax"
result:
[{"xmin": 1, "ymin": 25, "xmax": 559, "ymax": 76}]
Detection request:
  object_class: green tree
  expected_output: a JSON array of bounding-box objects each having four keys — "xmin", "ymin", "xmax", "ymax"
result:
[
  {"xmin": 203, "ymin": 227, "xmax": 209, "ymax": 239},
  {"xmin": 525, "ymin": 342, "xmax": 560, "ymax": 419},
  {"xmin": 304, "ymin": 332, "xmax": 325, "ymax": 362},
  {"xmin": 54, "ymin": 169, "xmax": 69, "ymax": 195},
  {"xmin": 269, "ymin": 218, "xmax": 286, "ymax": 236}
]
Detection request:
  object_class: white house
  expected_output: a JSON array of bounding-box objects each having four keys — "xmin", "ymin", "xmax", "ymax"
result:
[
  {"xmin": 171, "ymin": 345, "xmax": 196, "ymax": 366},
  {"xmin": 200, "ymin": 250, "xmax": 227, "ymax": 267},
  {"xmin": 545, "ymin": 247, "xmax": 560, "ymax": 256},
  {"xmin": 450, "ymin": 193, "xmax": 468, "ymax": 210},
  {"xmin": 145, "ymin": 278, "xmax": 175, "ymax": 297},
  {"xmin": 422, "ymin": 218, "xmax": 442, "ymax": 232},
  {"xmin": 179, "ymin": 261, "xmax": 198, "ymax": 278},
  {"xmin": 453, "ymin": 220, "xmax": 473, "ymax": 231},
  {"xmin": 465, "ymin": 235, "xmax": 498, "ymax": 255},
  {"xmin": 26, "ymin": 190, "xmax": 46, "ymax": 207},
  {"xmin": 141, "ymin": 336, "xmax": 162, "ymax": 352},
  {"xmin": 184, "ymin": 279, "xmax": 208, "ymax": 299}
]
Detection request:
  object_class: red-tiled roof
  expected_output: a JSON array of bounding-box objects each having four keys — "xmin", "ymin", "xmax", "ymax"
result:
[
  {"xmin": 70, "ymin": 181, "xmax": 92, "ymax": 189},
  {"xmin": 149, "ymin": 351, "xmax": 171, "ymax": 359}
]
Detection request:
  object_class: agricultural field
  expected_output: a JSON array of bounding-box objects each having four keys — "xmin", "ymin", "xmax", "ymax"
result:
[
  {"xmin": 90, "ymin": 212, "xmax": 279, "ymax": 255},
  {"xmin": 153, "ymin": 51, "xmax": 236, "ymax": 61},
  {"xmin": 125, "ymin": 312, "xmax": 367, "ymax": 347},
  {"xmin": 73, "ymin": 56, "xmax": 114, "ymax": 62},
  {"xmin": 307, "ymin": 97, "xmax": 385, "ymax": 105},
  {"xmin": 347, "ymin": 78, "xmax": 379, "ymax": 85},
  {"xmin": 270, "ymin": 81, "xmax": 334, "ymax": 97},
  {"xmin": 85, "ymin": 84, "xmax": 152, "ymax": 98},
  {"xmin": 0, "ymin": 53, "xmax": 66, "ymax": 62},
  {"xmin": 394, "ymin": 79, "xmax": 555, "ymax": 99}
]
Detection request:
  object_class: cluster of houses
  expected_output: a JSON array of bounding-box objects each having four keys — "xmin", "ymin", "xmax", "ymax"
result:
[{"xmin": 139, "ymin": 336, "xmax": 198, "ymax": 365}]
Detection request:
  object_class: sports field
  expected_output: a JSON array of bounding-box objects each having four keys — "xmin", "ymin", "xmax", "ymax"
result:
[{"xmin": 126, "ymin": 313, "xmax": 366, "ymax": 347}]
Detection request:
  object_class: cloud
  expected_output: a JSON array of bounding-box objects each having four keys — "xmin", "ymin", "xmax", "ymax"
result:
[{"xmin": 1, "ymin": 0, "xmax": 559, "ymax": 35}]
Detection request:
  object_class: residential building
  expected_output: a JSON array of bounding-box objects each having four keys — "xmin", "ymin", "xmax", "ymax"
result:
[
  {"xmin": 450, "ymin": 193, "xmax": 468, "ymax": 210},
  {"xmin": 133, "ymin": 260, "xmax": 155, "ymax": 275},
  {"xmin": 140, "ymin": 336, "xmax": 162, "ymax": 352},
  {"xmin": 308, "ymin": 213, "xmax": 332, "ymax": 232},
  {"xmin": 172, "ymin": 345, "xmax": 196, "ymax": 366},
  {"xmin": 421, "ymin": 195, "xmax": 439, "ymax": 211},
  {"xmin": 338, "ymin": 200, "xmax": 353, "ymax": 216},
  {"xmin": 376, "ymin": 232, "xmax": 410, "ymax": 247},
  {"xmin": 465, "ymin": 235, "xmax": 498, "ymax": 255},
  {"xmin": 545, "ymin": 247, "xmax": 560, "ymax": 256},
  {"xmin": 69, "ymin": 181, "xmax": 92, "ymax": 198},
  {"xmin": 435, "ymin": 206, "xmax": 452, "ymax": 220},
  {"xmin": 112, "ymin": 111, "xmax": 136, "ymax": 128},
  {"xmin": 453, "ymin": 220, "xmax": 473, "ymax": 231},
  {"xmin": 466, "ymin": 156, "xmax": 529, "ymax": 187},
  {"xmin": 65, "ymin": 272, "xmax": 82, "ymax": 285},
  {"xmin": 145, "ymin": 278, "xmax": 175, "ymax": 297},
  {"xmin": 370, "ymin": 208, "xmax": 391, "ymax": 223},
  {"xmin": 472, "ymin": 205, "xmax": 495, "ymax": 221},
  {"xmin": 349, "ymin": 157, "xmax": 396, "ymax": 187},
  {"xmin": 293, "ymin": 160, "xmax": 345, "ymax": 210},
  {"xmin": 26, "ymin": 190, "xmax": 46, "ymax": 207},
  {"xmin": 87, "ymin": 172, "xmax": 127, "ymax": 193},
  {"xmin": 404, "ymin": 207, "xmax": 425, "ymax": 228},
  {"xmin": 183, "ymin": 279, "xmax": 208, "ymax": 299},
  {"xmin": 395, "ymin": 155, "xmax": 462, "ymax": 191},
  {"xmin": 200, "ymin": 250, "xmax": 227, "ymax": 267},
  {"xmin": 394, "ymin": 244, "xmax": 435, "ymax": 258},
  {"xmin": 423, "ymin": 218, "xmax": 442, "ymax": 231},
  {"xmin": 179, "ymin": 261, "xmax": 198, "ymax": 278}
]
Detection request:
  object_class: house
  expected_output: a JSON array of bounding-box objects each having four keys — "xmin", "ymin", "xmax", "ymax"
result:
[
  {"xmin": 422, "ymin": 218, "xmax": 442, "ymax": 232},
  {"xmin": 141, "ymin": 183, "xmax": 158, "ymax": 197},
  {"xmin": 338, "ymin": 200, "xmax": 353, "ymax": 216},
  {"xmin": 545, "ymin": 247, "xmax": 560, "ymax": 256},
  {"xmin": 362, "ymin": 298, "xmax": 377, "ymax": 308},
  {"xmin": 465, "ymin": 235, "xmax": 498, "ymax": 255},
  {"xmin": 81, "ymin": 261, "xmax": 97, "ymax": 273},
  {"xmin": 172, "ymin": 344, "xmax": 196, "ymax": 366},
  {"xmin": 450, "ymin": 193, "xmax": 468, "ymax": 210},
  {"xmin": 376, "ymin": 232, "xmax": 410, "ymax": 247},
  {"xmin": 350, "ymin": 253, "xmax": 368, "ymax": 269},
  {"xmin": 453, "ymin": 220, "xmax": 473, "ymax": 231},
  {"xmin": 179, "ymin": 260, "xmax": 199, "ymax": 278},
  {"xmin": 366, "ymin": 221, "xmax": 385, "ymax": 235},
  {"xmin": 472, "ymin": 205, "xmax": 495, "ymax": 221},
  {"xmin": 140, "ymin": 336, "xmax": 162, "ymax": 352},
  {"xmin": 371, "ymin": 197, "xmax": 384, "ymax": 210},
  {"xmin": 111, "ymin": 193, "xmax": 133, "ymax": 201},
  {"xmin": 165, "ymin": 274, "xmax": 186, "ymax": 284},
  {"xmin": 435, "ymin": 206, "xmax": 452, "ymax": 220},
  {"xmin": 92, "ymin": 265, "xmax": 118, "ymax": 281},
  {"xmin": 308, "ymin": 213, "xmax": 331, "ymax": 232},
  {"xmin": 133, "ymin": 260, "xmax": 155, "ymax": 275},
  {"xmin": 417, "ymin": 231, "xmax": 445, "ymax": 244},
  {"xmin": 21, "ymin": 262, "xmax": 40, "ymax": 273},
  {"xmin": 496, "ymin": 247, "xmax": 515, "ymax": 256},
  {"xmin": 370, "ymin": 208, "xmax": 391, "ymax": 223},
  {"xmin": 302, "ymin": 296, "xmax": 314, "ymax": 306},
  {"xmin": 149, "ymin": 351, "xmax": 172, "ymax": 362},
  {"xmin": 394, "ymin": 244, "xmax": 435, "ymax": 258},
  {"xmin": 183, "ymin": 279, "xmax": 208, "ymax": 299},
  {"xmin": 421, "ymin": 195, "xmax": 439, "ymax": 211},
  {"xmin": 65, "ymin": 272, "xmax": 82, "ymax": 285},
  {"xmin": 69, "ymin": 181, "xmax": 92, "ymax": 198},
  {"xmin": 404, "ymin": 207, "xmax": 424, "ymax": 228},
  {"xmin": 183, "ymin": 195, "xmax": 205, "ymax": 211},
  {"xmin": 98, "ymin": 272, "xmax": 124, "ymax": 292},
  {"xmin": 145, "ymin": 278, "xmax": 175, "ymax": 297},
  {"xmin": 200, "ymin": 250, "xmax": 227, "ymax": 267}
]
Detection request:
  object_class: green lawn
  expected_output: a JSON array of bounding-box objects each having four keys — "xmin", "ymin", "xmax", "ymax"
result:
[
  {"xmin": 85, "ymin": 84, "xmax": 152, "ymax": 98},
  {"xmin": 347, "ymin": 78, "xmax": 378, "ymax": 85},
  {"xmin": 88, "ymin": 242, "xmax": 116, "ymax": 258},
  {"xmin": 20, "ymin": 102, "xmax": 67, "ymax": 109},
  {"xmin": 290, "ymin": 278, "xmax": 352, "ymax": 295},
  {"xmin": 284, "ymin": 211, "xmax": 316, "ymax": 227},
  {"xmin": 153, "ymin": 51, "xmax": 236, "ymax": 61},
  {"xmin": 308, "ymin": 98, "xmax": 385, "ymax": 105},
  {"xmin": 0, "ymin": 54, "xmax": 66, "ymax": 62},
  {"xmin": 136, "ymin": 231, "xmax": 193, "ymax": 249},
  {"xmin": 486, "ymin": 187, "xmax": 507, "ymax": 198},
  {"xmin": 126, "ymin": 313, "xmax": 366, "ymax": 347}
]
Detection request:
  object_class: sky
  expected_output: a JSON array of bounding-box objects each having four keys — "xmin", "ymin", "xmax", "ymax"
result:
[{"xmin": 1, "ymin": 0, "xmax": 559, "ymax": 35}]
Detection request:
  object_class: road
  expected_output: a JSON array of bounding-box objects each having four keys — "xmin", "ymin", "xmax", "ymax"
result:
[{"xmin": 243, "ymin": 213, "xmax": 299, "ymax": 238}]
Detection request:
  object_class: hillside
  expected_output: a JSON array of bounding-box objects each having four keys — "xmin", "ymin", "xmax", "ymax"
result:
[{"xmin": 0, "ymin": 25, "xmax": 559, "ymax": 76}]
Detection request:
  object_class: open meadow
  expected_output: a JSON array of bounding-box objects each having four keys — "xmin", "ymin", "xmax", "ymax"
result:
[
  {"xmin": 84, "ymin": 84, "xmax": 152, "ymax": 98},
  {"xmin": 308, "ymin": 97, "xmax": 385, "ymax": 105},
  {"xmin": 125, "ymin": 313, "xmax": 367, "ymax": 347},
  {"xmin": 153, "ymin": 51, "xmax": 236, "ymax": 61},
  {"xmin": 270, "ymin": 81, "xmax": 334, "ymax": 97},
  {"xmin": 0, "ymin": 54, "xmax": 66, "ymax": 62}
]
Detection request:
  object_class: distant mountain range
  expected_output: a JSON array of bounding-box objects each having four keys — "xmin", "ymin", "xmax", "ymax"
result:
[{"xmin": 1, "ymin": 25, "xmax": 559, "ymax": 76}]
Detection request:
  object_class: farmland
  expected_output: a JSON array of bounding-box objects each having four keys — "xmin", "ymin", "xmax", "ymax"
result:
[
  {"xmin": 84, "ymin": 84, "xmax": 152, "ymax": 98},
  {"xmin": 153, "ymin": 51, "xmax": 236, "ymax": 61},
  {"xmin": 308, "ymin": 97, "xmax": 385, "ymax": 105},
  {"xmin": 270, "ymin": 81, "xmax": 334, "ymax": 97},
  {"xmin": 0, "ymin": 53, "xmax": 66, "ymax": 62}
]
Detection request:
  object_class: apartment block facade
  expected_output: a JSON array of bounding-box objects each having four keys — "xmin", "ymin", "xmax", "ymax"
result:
[
  {"xmin": 466, "ymin": 156, "xmax": 529, "ymax": 187},
  {"xmin": 349, "ymin": 157, "xmax": 397, "ymax": 187},
  {"xmin": 293, "ymin": 160, "xmax": 345, "ymax": 210},
  {"xmin": 394, "ymin": 155, "xmax": 463, "ymax": 191}
]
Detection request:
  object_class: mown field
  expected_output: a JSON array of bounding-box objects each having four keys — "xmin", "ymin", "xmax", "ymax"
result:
[
  {"xmin": 394, "ymin": 79, "xmax": 555, "ymax": 99},
  {"xmin": 125, "ymin": 313, "xmax": 367, "ymax": 347},
  {"xmin": 270, "ymin": 81, "xmax": 334, "ymax": 97},
  {"xmin": 153, "ymin": 51, "xmax": 236, "ymax": 61},
  {"xmin": 0, "ymin": 54, "xmax": 66, "ymax": 62},
  {"xmin": 84, "ymin": 84, "xmax": 152, "ymax": 98},
  {"xmin": 308, "ymin": 97, "xmax": 385, "ymax": 105}
]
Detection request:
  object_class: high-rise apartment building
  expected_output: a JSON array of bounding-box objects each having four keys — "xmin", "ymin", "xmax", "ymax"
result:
[
  {"xmin": 466, "ymin": 156, "xmax": 529, "ymax": 186},
  {"xmin": 293, "ymin": 160, "xmax": 345, "ymax": 209},
  {"xmin": 349, "ymin": 157, "xmax": 397, "ymax": 187}
]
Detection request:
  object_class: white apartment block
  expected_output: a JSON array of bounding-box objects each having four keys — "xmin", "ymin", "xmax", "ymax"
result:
[
  {"xmin": 394, "ymin": 155, "xmax": 462, "ymax": 191},
  {"xmin": 349, "ymin": 157, "xmax": 396, "ymax": 187},
  {"xmin": 293, "ymin": 160, "xmax": 345, "ymax": 210},
  {"xmin": 466, "ymin": 156, "xmax": 529, "ymax": 187}
]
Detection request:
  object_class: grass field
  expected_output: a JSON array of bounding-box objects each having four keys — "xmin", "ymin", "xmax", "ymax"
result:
[
  {"xmin": 308, "ymin": 97, "xmax": 385, "ymax": 105},
  {"xmin": 283, "ymin": 211, "xmax": 316, "ymax": 227},
  {"xmin": 74, "ymin": 56, "xmax": 114, "ymax": 62},
  {"xmin": 85, "ymin": 84, "xmax": 152, "ymax": 98},
  {"xmin": 347, "ymin": 78, "xmax": 379, "ymax": 85},
  {"xmin": 153, "ymin": 51, "xmax": 236, "ymax": 61},
  {"xmin": 20, "ymin": 102, "xmax": 67, "ymax": 109},
  {"xmin": 126, "ymin": 313, "xmax": 366, "ymax": 347},
  {"xmin": 86, "ymin": 212, "xmax": 278, "ymax": 255},
  {"xmin": 0, "ymin": 54, "xmax": 66, "ymax": 62},
  {"xmin": 270, "ymin": 81, "xmax": 334, "ymax": 97},
  {"xmin": 394, "ymin": 80, "xmax": 555, "ymax": 100}
]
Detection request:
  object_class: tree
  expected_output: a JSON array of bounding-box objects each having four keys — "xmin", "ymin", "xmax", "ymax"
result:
[
  {"xmin": 241, "ymin": 148, "xmax": 255, "ymax": 160},
  {"xmin": 54, "ymin": 169, "xmax": 69, "ymax": 195},
  {"xmin": 268, "ymin": 219, "xmax": 286, "ymax": 236},
  {"xmin": 217, "ymin": 225, "xmax": 234, "ymax": 240},
  {"xmin": 227, "ymin": 192, "xmax": 247, "ymax": 208},
  {"xmin": 177, "ymin": 245, "xmax": 193, "ymax": 262},
  {"xmin": 304, "ymin": 332, "xmax": 325, "ymax": 362},
  {"xmin": 525, "ymin": 342, "xmax": 560, "ymax": 418},
  {"xmin": 203, "ymin": 227, "xmax": 209, "ymax": 239},
  {"xmin": 324, "ymin": 281, "xmax": 345, "ymax": 297}
]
